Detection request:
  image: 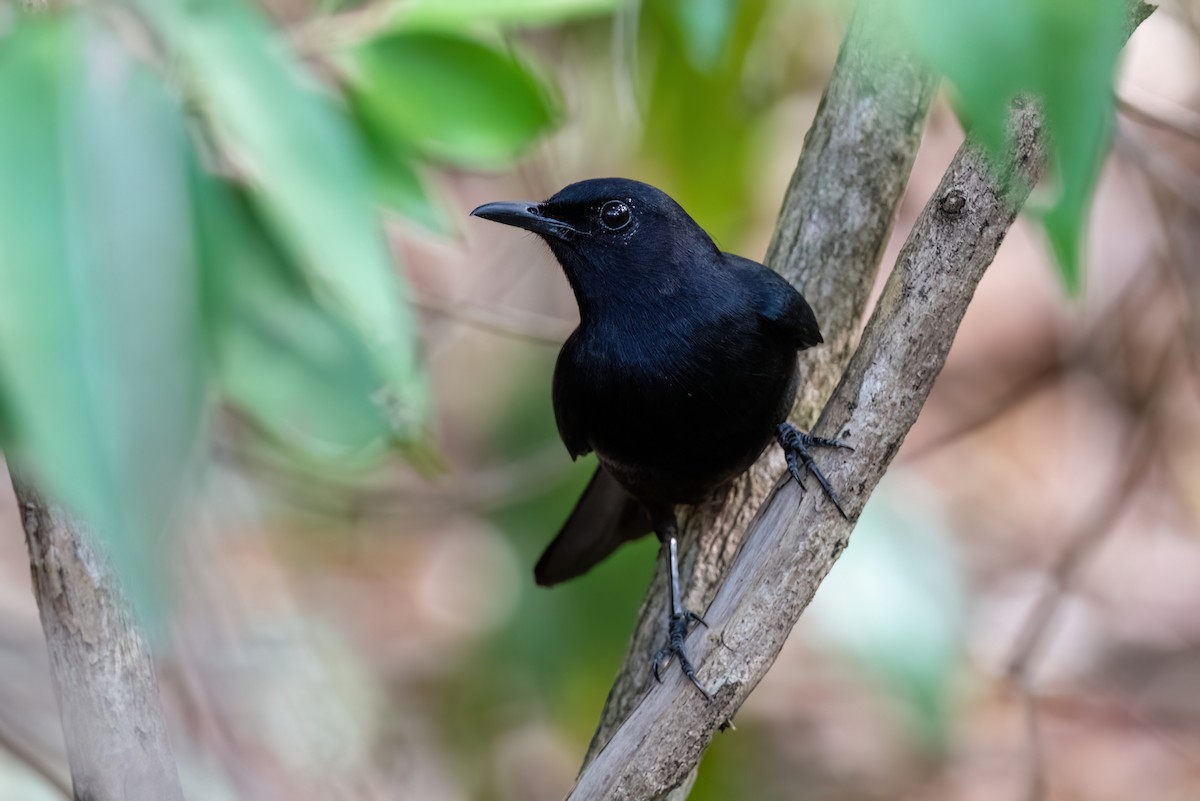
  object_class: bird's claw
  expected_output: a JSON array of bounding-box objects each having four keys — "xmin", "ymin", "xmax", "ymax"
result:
[
  {"xmin": 651, "ymin": 611, "xmax": 711, "ymax": 700},
  {"xmin": 777, "ymin": 423, "xmax": 850, "ymax": 519}
]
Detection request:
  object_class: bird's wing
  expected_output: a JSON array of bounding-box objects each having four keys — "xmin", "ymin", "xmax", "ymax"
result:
[
  {"xmin": 534, "ymin": 466, "xmax": 651, "ymax": 586},
  {"xmin": 726, "ymin": 254, "xmax": 823, "ymax": 350}
]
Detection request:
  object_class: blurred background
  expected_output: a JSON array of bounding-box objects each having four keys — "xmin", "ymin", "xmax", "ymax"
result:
[{"xmin": 0, "ymin": 0, "xmax": 1199, "ymax": 799}]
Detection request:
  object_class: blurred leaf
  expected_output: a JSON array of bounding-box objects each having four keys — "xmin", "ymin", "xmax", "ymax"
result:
[
  {"xmin": 371, "ymin": 148, "xmax": 448, "ymax": 233},
  {"xmin": 394, "ymin": 0, "xmax": 622, "ymax": 28},
  {"xmin": 0, "ymin": 392, "xmax": 12, "ymax": 450},
  {"xmin": 347, "ymin": 95, "xmax": 449, "ymax": 233},
  {"xmin": 895, "ymin": 0, "xmax": 1128, "ymax": 292},
  {"xmin": 0, "ymin": 17, "xmax": 206, "ymax": 618},
  {"xmin": 637, "ymin": 0, "xmax": 770, "ymax": 244},
  {"xmin": 132, "ymin": 0, "xmax": 429, "ymax": 442},
  {"xmin": 347, "ymin": 30, "xmax": 557, "ymax": 168},
  {"xmin": 193, "ymin": 173, "xmax": 396, "ymax": 465},
  {"xmin": 807, "ymin": 484, "xmax": 965, "ymax": 752},
  {"xmin": 663, "ymin": 0, "xmax": 739, "ymax": 72},
  {"xmin": 318, "ymin": 0, "xmax": 361, "ymax": 12}
]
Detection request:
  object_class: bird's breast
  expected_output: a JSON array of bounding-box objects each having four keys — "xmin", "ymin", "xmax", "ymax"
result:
[{"xmin": 555, "ymin": 318, "xmax": 799, "ymax": 505}]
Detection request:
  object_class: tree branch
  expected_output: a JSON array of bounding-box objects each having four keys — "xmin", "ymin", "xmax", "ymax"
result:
[
  {"xmin": 10, "ymin": 472, "xmax": 185, "ymax": 801},
  {"xmin": 582, "ymin": 0, "xmax": 938, "ymax": 769},
  {"xmin": 571, "ymin": 91, "xmax": 1048, "ymax": 801},
  {"xmin": 576, "ymin": 1, "xmax": 1155, "ymax": 793}
]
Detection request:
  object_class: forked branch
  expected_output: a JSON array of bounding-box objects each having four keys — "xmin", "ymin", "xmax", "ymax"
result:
[{"xmin": 572, "ymin": 3, "xmax": 1154, "ymax": 798}]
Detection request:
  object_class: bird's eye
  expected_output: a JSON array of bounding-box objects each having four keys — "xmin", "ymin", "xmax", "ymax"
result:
[{"xmin": 599, "ymin": 200, "xmax": 632, "ymax": 231}]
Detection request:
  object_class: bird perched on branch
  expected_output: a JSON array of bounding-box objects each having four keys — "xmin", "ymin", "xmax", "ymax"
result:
[{"xmin": 471, "ymin": 178, "xmax": 847, "ymax": 697}]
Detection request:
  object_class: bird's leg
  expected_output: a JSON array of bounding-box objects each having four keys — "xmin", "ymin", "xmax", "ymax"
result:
[
  {"xmin": 776, "ymin": 422, "xmax": 853, "ymax": 518},
  {"xmin": 649, "ymin": 511, "xmax": 711, "ymax": 700}
]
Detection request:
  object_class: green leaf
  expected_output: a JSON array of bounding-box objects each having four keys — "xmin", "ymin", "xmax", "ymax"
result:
[
  {"xmin": 347, "ymin": 94, "xmax": 449, "ymax": 233},
  {"xmin": 0, "ymin": 369, "xmax": 16, "ymax": 455},
  {"xmin": 894, "ymin": 0, "xmax": 1128, "ymax": 293},
  {"xmin": 132, "ymin": 0, "xmax": 429, "ymax": 441},
  {"xmin": 370, "ymin": 142, "xmax": 449, "ymax": 233},
  {"xmin": 193, "ymin": 172, "xmax": 396, "ymax": 465},
  {"xmin": 347, "ymin": 30, "xmax": 557, "ymax": 168},
  {"xmin": 0, "ymin": 17, "xmax": 206, "ymax": 619},
  {"xmin": 637, "ymin": 0, "xmax": 770, "ymax": 245},
  {"xmin": 663, "ymin": 0, "xmax": 740, "ymax": 72},
  {"xmin": 393, "ymin": 0, "xmax": 622, "ymax": 28}
]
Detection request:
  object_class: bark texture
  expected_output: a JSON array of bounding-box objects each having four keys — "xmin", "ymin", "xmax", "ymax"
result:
[{"xmin": 11, "ymin": 473, "xmax": 184, "ymax": 801}]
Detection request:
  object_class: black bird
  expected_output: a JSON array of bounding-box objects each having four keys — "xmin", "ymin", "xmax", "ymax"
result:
[{"xmin": 471, "ymin": 178, "xmax": 847, "ymax": 696}]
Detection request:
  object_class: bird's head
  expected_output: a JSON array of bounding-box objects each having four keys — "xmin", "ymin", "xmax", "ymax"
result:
[{"xmin": 470, "ymin": 178, "xmax": 719, "ymax": 318}]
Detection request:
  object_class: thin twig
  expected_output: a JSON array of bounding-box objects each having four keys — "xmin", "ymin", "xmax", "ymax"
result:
[
  {"xmin": 1004, "ymin": 316, "xmax": 1171, "ymax": 801},
  {"xmin": 1117, "ymin": 92, "xmax": 1200, "ymax": 145},
  {"xmin": 211, "ymin": 419, "xmax": 576, "ymax": 518},
  {"xmin": 414, "ymin": 294, "xmax": 573, "ymax": 346},
  {"xmin": 901, "ymin": 354, "xmax": 1067, "ymax": 462},
  {"xmin": 1002, "ymin": 429, "xmax": 1148, "ymax": 801},
  {"xmin": 288, "ymin": 1, "xmax": 395, "ymax": 56},
  {"xmin": 904, "ymin": 248, "xmax": 1174, "ymax": 463},
  {"xmin": 1115, "ymin": 127, "xmax": 1200, "ymax": 213},
  {"xmin": 1006, "ymin": 429, "xmax": 1157, "ymax": 684},
  {"xmin": 1133, "ymin": 143, "xmax": 1200, "ymax": 379}
]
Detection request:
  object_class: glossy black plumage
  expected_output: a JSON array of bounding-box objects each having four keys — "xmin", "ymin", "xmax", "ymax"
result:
[{"xmin": 471, "ymin": 178, "xmax": 842, "ymax": 695}]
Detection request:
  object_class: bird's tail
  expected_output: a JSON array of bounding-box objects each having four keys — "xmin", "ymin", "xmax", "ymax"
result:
[{"xmin": 534, "ymin": 467, "xmax": 651, "ymax": 586}]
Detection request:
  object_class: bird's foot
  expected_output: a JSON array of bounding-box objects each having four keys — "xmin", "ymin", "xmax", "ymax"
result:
[
  {"xmin": 777, "ymin": 422, "xmax": 852, "ymax": 518},
  {"xmin": 651, "ymin": 610, "xmax": 711, "ymax": 700}
]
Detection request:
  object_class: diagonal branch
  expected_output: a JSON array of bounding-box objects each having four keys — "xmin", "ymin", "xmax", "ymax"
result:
[
  {"xmin": 583, "ymin": 0, "xmax": 939, "ymax": 766},
  {"xmin": 571, "ymin": 92, "xmax": 1049, "ymax": 801},
  {"xmin": 576, "ymin": 0, "xmax": 1156, "ymax": 791},
  {"xmin": 570, "ymin": 1, "xmax": 1154, "ymax": 793}
]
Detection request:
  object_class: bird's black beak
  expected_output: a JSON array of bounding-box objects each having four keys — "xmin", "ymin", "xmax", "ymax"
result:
[{"xmin": 470, "ymin": 201, "xmax": 579, "ymax": 240}]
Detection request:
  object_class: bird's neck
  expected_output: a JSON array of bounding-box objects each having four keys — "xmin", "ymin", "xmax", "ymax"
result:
[{"xmin": 549, "ymin": 238, "xmax": 720, "ymax": 330}]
